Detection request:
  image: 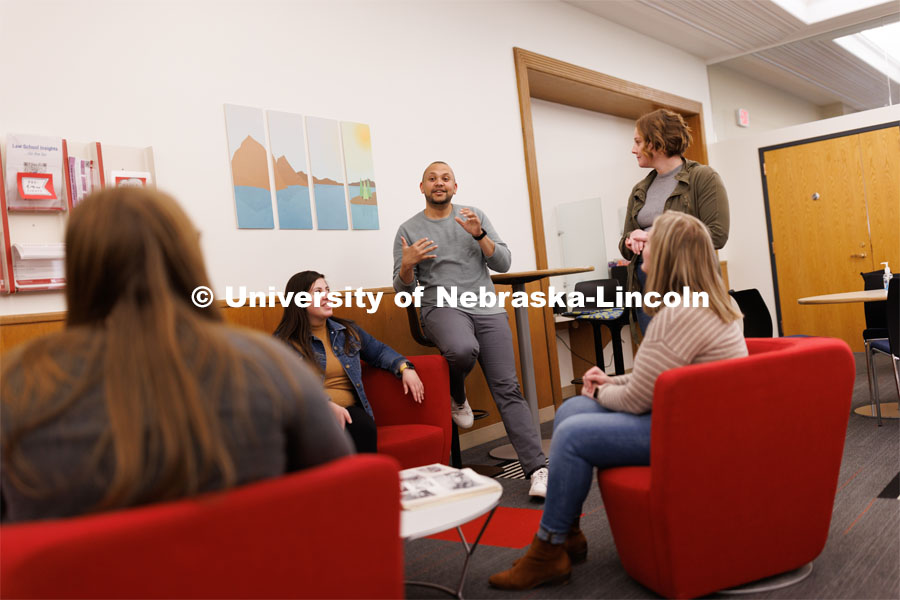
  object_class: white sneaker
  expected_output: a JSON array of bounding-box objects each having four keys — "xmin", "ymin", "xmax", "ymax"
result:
[
  {"xmin": 451, "ymin": 399, "xmax": 474, "ymax": 429},
  {"xmin": 529, "ymin": 467, "xmax": 549, "ymax": 499}
]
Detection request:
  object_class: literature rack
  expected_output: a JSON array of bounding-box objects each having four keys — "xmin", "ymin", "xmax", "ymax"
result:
[
  {"xmin": 100, "ymin": 144, "xmax": 156, "ymax": 190},
  {"xmin": 0, "ymin": 136, "xmax": 156, "ymax": 294},
  {"xmin": 5, "ymin": 134, "xmax": 67, "ymax": 213},
  {"xmin": 63, "ymin": 140, "xmax": 103, "ymax": 209},
  {"xmin": 0, "ymin": 154, "xmax": 10, "ymax": 293},
  {"xmin": 10, "ymin": 243, "xmax": 65, "ymax": 290}
]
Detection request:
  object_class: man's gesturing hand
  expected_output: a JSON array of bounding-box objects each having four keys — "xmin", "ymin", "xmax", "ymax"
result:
[
  {"xmin": 454, "ymin": 208, "xmax": 483, "ymax": 237},
  {"xmin": 400, "ymin": 236, "xmax": 438, "ymax": 270}
]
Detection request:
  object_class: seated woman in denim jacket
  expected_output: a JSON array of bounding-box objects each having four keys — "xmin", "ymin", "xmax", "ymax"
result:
[{"xmin": 274, "ymin": 270, "xmax": 425, "ymax": 453}]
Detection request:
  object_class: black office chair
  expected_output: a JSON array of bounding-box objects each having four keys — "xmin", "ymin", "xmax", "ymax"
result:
[
  {"xmin": 866, "ymin": 277, "xmax": 900, "ymax": 426},
  {"xmin": 562, "ymin": 278, "xmax": 629, "ymax": 376},
  {"xmin": 861, "ymin": 270, "xmax": 890, "ymax": 332},
  {"xmin": 861, "ymin": 270, "xmax": 891, "ymax": 417},
  {"xmin": 728, "ymin": 288, "xmax": 774, "ymax": 338}
]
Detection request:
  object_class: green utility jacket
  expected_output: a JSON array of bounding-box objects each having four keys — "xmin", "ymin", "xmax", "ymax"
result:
[{"xmin": 618, "ymin": 158, "xmax": 730, "ymax": 292}]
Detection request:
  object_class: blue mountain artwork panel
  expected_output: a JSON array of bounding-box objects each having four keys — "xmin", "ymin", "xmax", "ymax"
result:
[
  {"xmin": 268, "ymin": 111, "xmax": 313, "ymax": 230},
  {"xmin": 276, "ymin": 185, "xmax": 313, "ymax": 229},
  {"xmin": 234, "ymin": 185, "xmax": 275, "ymax": 229},
  {"xmin": 224, "ymin": 105, "xmax": 275, "ymax": 230},
  {"xmin": 314, "ymin": 184, "xmax": 349, "ymax": 230}
]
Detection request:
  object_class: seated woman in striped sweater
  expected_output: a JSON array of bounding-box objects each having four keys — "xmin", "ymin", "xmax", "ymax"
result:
[{"xmin": 490, "ymin": 211, "xmax": 747, "ymax": 590}]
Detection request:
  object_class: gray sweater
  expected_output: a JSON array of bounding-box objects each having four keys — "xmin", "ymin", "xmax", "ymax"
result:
[
  {"xmin": 393, "ymin": 205, "xmax": 511, "ymax": 315},
  {"xmin": 1, "ymin": 328, "xmax": 353, "ymax": 522}
]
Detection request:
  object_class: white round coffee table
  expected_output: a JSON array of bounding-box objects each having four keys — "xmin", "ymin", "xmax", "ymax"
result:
[{"xmin": 402, "ymin": 487, "xmax": 502, "ymax": 599}]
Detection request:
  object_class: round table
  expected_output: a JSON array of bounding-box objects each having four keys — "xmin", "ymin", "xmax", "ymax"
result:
[
  {"xmin": 402, "ymin": 485, "xmax": 502, "ymax": 599},
  {"xmin": 798, "ymin": 288, "xmax": 896, "ymax": 420}
]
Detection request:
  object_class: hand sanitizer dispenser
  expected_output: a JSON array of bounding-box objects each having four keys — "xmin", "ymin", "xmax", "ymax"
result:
[{"xmin": 882, "ymin": 262, "xmax": 892, "ymax": 291}]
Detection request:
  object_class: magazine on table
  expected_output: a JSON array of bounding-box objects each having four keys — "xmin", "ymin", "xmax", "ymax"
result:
[{"xmin": 400, "ymin": 463, "xmax": 502, "ymax": 510}]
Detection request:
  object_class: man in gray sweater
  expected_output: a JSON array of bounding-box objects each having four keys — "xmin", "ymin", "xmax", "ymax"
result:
[{"xmin": 392, "ymin": 161, "xmax": 548, "ymax": 498}]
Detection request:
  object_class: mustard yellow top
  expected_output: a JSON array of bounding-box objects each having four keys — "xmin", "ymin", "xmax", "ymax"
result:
[{"xmin": 311, "ymin": 323, "xmax": 357, "ymax": 408}]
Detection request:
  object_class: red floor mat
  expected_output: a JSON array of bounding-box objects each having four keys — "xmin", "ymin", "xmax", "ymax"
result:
[{"xmin": 426, "ymin": 506, "xmax": 544, "ymax": 548}]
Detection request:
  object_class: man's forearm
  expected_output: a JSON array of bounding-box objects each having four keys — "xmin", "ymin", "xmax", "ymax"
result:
[
  {"xmin": 478, "ymin": 236, "xmax": 495, "ymax": 258},
  {"xmin": 398, "ymin": 264, "xmax": 415, "ymax": 285}
]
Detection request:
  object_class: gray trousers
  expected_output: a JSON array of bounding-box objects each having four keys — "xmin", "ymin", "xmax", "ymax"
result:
[{"xmin": 422, "ymin": 307, "xmax": 546, "ymax": 476}]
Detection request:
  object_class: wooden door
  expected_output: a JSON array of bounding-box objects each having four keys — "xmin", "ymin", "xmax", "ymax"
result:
[
  {"xmin": 858, "ymin": 127, "xmax": 900, "ymax": 272},
  {"xmin": 764, "ymin": 135, "xmax": 873, "ymax": 350}
]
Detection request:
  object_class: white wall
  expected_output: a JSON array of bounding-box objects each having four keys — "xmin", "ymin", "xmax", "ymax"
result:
[
  {"xmin": 530, "ymin": 99, "xmax": 644, "ymax": 277},
  {"xmin": 0, "ymin": 0, "xmax": 713, "ymax": 316},
  {"xmin": 710, "ymin": 104, "xmax": 900, "ymax": 328},
  {"xmin": 530, "ymin": 99, "xmax": 643, "ymax": 374},
  {"xmin": 707, "ymin": 65, "xmax": 825, "ymax": 142}
]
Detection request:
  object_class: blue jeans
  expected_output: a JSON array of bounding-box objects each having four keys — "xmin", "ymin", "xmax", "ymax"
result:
[{"xmin": 537, "ymin": 395, "xmax": 652, "ymax": 544}]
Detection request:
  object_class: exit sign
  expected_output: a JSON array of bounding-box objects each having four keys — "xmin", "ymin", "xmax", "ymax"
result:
[{"xmin": 736, "ymin": 108, "xmax": 750, "ymax": 128}]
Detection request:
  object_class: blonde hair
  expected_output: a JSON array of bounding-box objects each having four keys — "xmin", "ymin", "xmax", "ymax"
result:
[{"xmin": 643, "ymin": 212, "xmax": 741, "ymax": 322}]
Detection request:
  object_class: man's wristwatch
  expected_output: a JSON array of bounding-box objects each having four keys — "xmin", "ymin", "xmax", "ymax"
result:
[
  {"xmin": 398, "ymin": 361, "xmax": 415, "ymax": 375},
  {"xmin": 473, "ymin": 229, "xmax": 487, "ymax": 241}
]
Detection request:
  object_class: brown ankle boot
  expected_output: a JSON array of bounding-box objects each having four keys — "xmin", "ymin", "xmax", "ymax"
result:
[
  {"xmin": 566, "ymin": 517, "xmax": 587, "ymax": 564},
  {"xmin": 513, "ymin": 521, "xmax": 587, "ymax": 566},
  {"xmin": 489, "ymin": 535, "xmax": 571, "ymax": 590}
]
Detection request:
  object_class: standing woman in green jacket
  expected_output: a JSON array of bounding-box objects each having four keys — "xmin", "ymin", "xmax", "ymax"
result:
[{"xmin": 620, "ymin": 109, "xmax": 730, "ymax": 333}]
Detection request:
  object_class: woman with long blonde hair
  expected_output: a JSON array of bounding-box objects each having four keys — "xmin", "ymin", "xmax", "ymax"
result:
[
  {"xmin": 490, "ymin": 211, "xmax": 746, "ymax": 590},
  {"xmin": 1, "ymin": 187, "xmax": 350, "ymax": 522}
]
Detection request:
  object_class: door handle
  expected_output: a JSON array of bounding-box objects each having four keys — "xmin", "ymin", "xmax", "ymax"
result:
[{"xmin": 850, "ymin": 253, "xmax": 867, "ymax": 258}]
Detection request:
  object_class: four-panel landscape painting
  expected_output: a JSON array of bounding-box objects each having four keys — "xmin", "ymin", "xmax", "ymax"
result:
[{"xmin": 224, "ymin": 104, "xmax": 379, "ymax": 230}]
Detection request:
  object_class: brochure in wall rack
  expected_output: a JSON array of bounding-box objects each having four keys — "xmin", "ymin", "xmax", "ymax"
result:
[
  {"xmin": 11, "ymin": 243, "xmax": 65, "ymax": 290},
  {"xmin": 68, "ymin": 156, "xmax": 95, "ymax": 207},
  {"xmin": 6, "ymin": 134, "xmax": 65, "ymax": 211},
  {"xmin": 111, "ymin": 170, "xmax": 152, "ymax": 188},
  {"xmin": 400, "ymin": 463, "xmax": 501, "ymax": 510}
]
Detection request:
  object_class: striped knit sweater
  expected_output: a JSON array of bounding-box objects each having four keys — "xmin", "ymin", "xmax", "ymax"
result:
[{"xmin": 595, "ymin": 303, "xmax": 747, "ymax": 414}]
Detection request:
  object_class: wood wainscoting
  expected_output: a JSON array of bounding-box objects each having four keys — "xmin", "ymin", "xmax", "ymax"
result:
[{"xmin": 0, "ymin": 283, "xmax": 556, "ymax": 434}]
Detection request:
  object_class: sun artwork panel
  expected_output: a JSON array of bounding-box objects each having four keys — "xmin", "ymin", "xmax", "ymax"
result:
[{"xmin": 341, "ymin": 121, "xmax": 379, "ymax": 230}]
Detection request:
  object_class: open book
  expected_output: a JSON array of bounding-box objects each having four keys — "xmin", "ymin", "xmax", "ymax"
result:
[{"xmin": 400, "ymin": 463, "xmax": 502, "ymax": 510}]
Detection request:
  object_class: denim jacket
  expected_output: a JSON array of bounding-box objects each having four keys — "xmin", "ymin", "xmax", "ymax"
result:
[{"xmin": 308, "ymin": 319, "xmax": 407, "ymax": 419}]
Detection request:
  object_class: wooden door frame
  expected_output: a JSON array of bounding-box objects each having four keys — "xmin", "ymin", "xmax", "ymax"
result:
[
  {"xmin": 758, "ymin": 121, "xmax": 900, "ymax": 336},
  {"xmin": 512, "ymin": 47, "xmax": 708, "ymax": 407}
]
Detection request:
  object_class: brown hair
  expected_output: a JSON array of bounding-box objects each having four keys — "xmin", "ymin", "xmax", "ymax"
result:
[
  {"xmin": 273, "ymin": 270, "xmax": 360, "ymax": 367},
  {"xmin": 635, "ymin": 109, "xmax": 693, "ymax": 158},
  {"xmin": 643, "ymin": 211, "xmax": 742, "ymax": 323},
  {"xmin": 2, "ymin": 187, "xmax": 299, "ymax": 511}
]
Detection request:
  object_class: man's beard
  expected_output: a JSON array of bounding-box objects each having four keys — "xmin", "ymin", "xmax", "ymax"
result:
[{"xmin": 426, "ymin": 191, "xmax": 453, "ymax": 205}]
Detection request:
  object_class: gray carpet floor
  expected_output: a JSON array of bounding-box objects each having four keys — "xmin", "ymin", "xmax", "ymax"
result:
[{"xmin": 403, "ymin": 353, "xmax": 900, "ymax": 599}]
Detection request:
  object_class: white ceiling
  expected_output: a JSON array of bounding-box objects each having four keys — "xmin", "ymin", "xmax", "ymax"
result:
[{"xmin": 566, "ymin": 0, "xmax": 900, "ymax": 111}]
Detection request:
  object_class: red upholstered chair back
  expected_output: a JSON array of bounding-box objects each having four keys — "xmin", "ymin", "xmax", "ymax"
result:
[
  {"xmin": 599, "ymin": 336, "xmax": 855, "ymax": 598},
  {"xmin": 363, "ymin": 354, "xmax": 452, "ymax": 467},
  {"xmin": 0, "ymin": 455, "xmax": 402, "ymax": 599}
]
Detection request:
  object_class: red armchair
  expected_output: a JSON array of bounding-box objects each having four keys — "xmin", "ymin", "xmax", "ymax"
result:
[
  {"xmin": 363, "ymin": 354, "xmax": 452, "ymax": 469},
  {"xmin": 598, "ymin": 337, "xmax": 855, "ymax": 599},
  {"xmin": 0, "ymin": 455, "xmax": 402, "ymax": 599}
]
